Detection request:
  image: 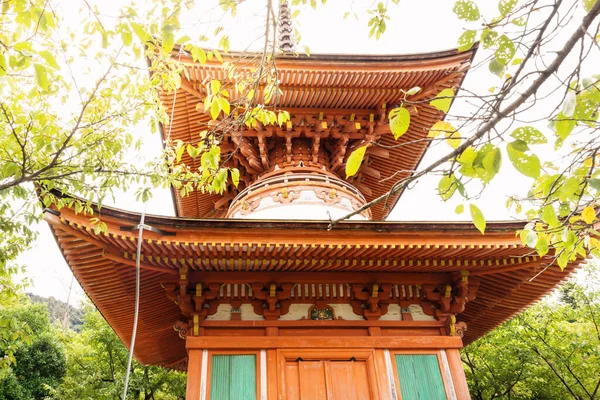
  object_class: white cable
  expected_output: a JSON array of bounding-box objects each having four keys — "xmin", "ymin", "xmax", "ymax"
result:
[
  {"xmin": 122, "ymin": 207, "xmax": 147, "ymax": 400},
  {"xmin": 122, "ymin": 43, "xmax": 185, "ymax": 400}
]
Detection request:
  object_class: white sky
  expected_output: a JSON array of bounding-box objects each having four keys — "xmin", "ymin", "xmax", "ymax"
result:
[{"xmin": 18, "ymin": 0, "xmax": 586, "ymax": 303}]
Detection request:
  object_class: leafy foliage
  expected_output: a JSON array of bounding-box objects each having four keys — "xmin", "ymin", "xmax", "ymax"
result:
[
  {"xmin": 1, "ymin": 296, "xmax": 185, "ymax": 399},
  {"xmin": 52, "ymin": 304, "xmax": 186, "ymax": 400},
  {"xmin": 0, "ymin": 300, "xmax": 65, "ymax": 399},
  {"xmin": 463, "ymin": 265, "xmax": 600, "ymax": 399}
]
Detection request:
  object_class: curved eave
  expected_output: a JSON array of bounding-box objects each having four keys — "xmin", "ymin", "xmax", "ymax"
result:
[
  {"xmin": 43, "ymin": 194, "xmax": 581, "ymax": 366},
  {"xmin": 158, "ymin": 45, "xmax": 478, "ymax": 220}
]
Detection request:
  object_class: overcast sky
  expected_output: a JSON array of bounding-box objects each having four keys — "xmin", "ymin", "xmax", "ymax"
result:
[{"xmin": 19, "ymin": 0, "xmax": 575, "ymax": 304}]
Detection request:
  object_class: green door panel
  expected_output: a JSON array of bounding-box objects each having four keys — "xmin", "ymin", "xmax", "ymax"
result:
[
  {"xmin": 210, "ymin": 354, "xmax": 257, "ymax": 400},
  {"xmin": 395, "ymin": 354, "xmax": 447, "ymax": 400}
]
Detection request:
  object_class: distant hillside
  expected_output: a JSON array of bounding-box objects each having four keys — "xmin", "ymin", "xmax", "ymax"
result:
[{"xmin": 27, "ymin": 293, "xmax": 84, "ymax": 331}]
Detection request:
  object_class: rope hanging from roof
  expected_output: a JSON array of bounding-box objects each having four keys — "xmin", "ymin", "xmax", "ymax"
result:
[{"xmin": 278, "ymin": 1, "xmax": 295, "ymax": 53}]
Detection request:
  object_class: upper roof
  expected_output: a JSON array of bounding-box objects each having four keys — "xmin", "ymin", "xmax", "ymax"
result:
[
  {"xmin": 159, "ymin": 47, "xmax": 476, "ymax": 219},
  {"xmin": 45, "ymin": 201, "xmax": 579, "ymax": 368}
]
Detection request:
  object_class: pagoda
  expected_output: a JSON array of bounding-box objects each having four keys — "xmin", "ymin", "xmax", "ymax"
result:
[{"xmin": 44, "ymin": 9, "xmax": 582, "ymax": 400}]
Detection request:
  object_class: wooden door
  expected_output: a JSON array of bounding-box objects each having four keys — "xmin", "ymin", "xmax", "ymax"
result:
[{"xmin": 284, "ymin": 359, "xmax": 373, "ymax": 400}]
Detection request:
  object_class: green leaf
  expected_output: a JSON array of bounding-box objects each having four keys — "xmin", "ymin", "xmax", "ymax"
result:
[
  {"xmin": 510, "ymin": 126, "xmax": 547, "ymax": 144},
  {"xmin": 541, "ymin": 205, "xmax": 560, "ymax": 228},
  {"xmin": 430, "ymin": 88, "xmax": 454, "ymax": 113},
  {"xmin": 438, "ymin": 174, "xmax": 457, "ymax": 201},
  {"xmin": 121, "ymin": 29, "xmax": 132, "ymax": 47},
  {"xmin": 131, "ymin": 22, "xmax": 150, "ymax": 43},
  {"xmin": 458, "ymin": 30, "xmax": 476, "ymax": 52},
  {"xmin": 583, "ymin": 0, "xmax": 598, "ymax": 12},
  {"xmin": 210, "ymin": 101, "xmax": 220, "ymax": 120},
  {"xmin": 191, "ymin": 46, "xmax": 207, "ymax": 64},
  {"xmin": 38, "ymin": 50, "xmax": 59, "ymax": 69},
  {"xmin": 428, "ymin": 121, "xmax": 454, "ymax": 138},
  {"xmin": 453, "ymin": 0, "xmax": 480, "ymax": 21},
  {"xmin": 389, "ymin": 107, "xmax": 410, "ymax": 139},
  {"xmin": 212, "ymin": 168, "xmax": 228, "ymax": 194},
  {"xmin": 161, "ymin": 25, "xmax": 175, "ymax": 53},
  {"xmin": 582, "ymin": 206, "xmax": 596, "ymax": 224},
  {"xmin": 218, "ymin": 97, "xmax": 230, "ymax": 115},
  {"xmin": 506, "ymin": 140, "xmax": 541, "ymax": 179},
  {"xmin": 499, "ymin": 0, "xmax": 518, "ymax": 15},
  {"xmin": 536, "ymin": 235, "xmax": 549, "ymax": 256},
  {"xmin": 489, "ymin": 58, "xmax": 505, "ymax": 77},
  {"xmin": 557, "ymin": 250, "xmax": 570, "ymax": 270},
  {"xmin": 210, "ymin": 79, "xmax": 222, "ymax": 94},
  {"xmin": 476, "ymin": 144, "xmax": 502, "ymax": 183},
  {"xmin": 481, "ymin": 29, "xmax": 498, "ymax": 49},
  {"xmin": 455, "ymin": 204, "xmax": 465, "ymax": 214},
  {"xmin": 588, "ymin": 178, "xmax": 600, "ymax": 191},
  {"xmin": 230, "ymin": 168, "xmax": 240, "ymax": 187},
  {"xmin": 470, "ymin": 204, "xmax": 486, "ymax": 234},
  {"xmin": 33, "ymin": 63, "xmax": 49, "ymax": 91},
  {"xmin": 345, "ymin": 145, "xmax": 368, "ymax": 178},
  {"xmin": 559, "ymin": 177, "xmax": 582, "ymax": 202},
  {"xmin": 303, "ymin": 45, "xmax": 311, "ymax": 56},
  {"xmin": 523, "ymin": 229, "xmax": 538, "ymax": 248},
  {"xmin": 495, "ymin": 35, "xmax": 516, "ymax": 65},
  {"xmin": 555, "ymin": 112, "xmax": 575, "ymax": 140}
]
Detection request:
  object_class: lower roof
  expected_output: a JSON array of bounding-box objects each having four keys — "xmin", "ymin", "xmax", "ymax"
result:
[{"xmin": 44, "ymin": 202, "xmax": 580, "ymax": 367}]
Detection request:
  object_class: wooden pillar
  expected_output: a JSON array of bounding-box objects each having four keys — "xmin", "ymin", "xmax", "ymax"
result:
[
  {"xmin": 266, "ymin": 326, "xmax": 278, "ymax": 399},
  {"xmin": 186, "ymin": 349, "xmax": 203, "ymax": 400},
  {"xmin": 445, "ymin": 349, "xmax": 471, "ymax": 400}
]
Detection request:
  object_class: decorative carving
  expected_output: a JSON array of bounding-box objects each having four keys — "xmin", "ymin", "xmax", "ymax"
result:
[
  {"xmin": 308, "ymin": 301, "xmax": 336, "ymax": 320},
  {"xmin": 445, "ymin": 315, "xmax": 468, "ymax": 338},
  {"xmin": 271, "ymin": 188, "xmax": 300, "ymax": 204},
  {"xmin": 239, "ymin": 199, "xmax": 261, "ymax": 216},
  {"xmin": 316, "ymin": 188, "xmax": 341, "ymax": 205},
  {"xmin": 173, "ymin": 320, "xmax": 189, "ymax": 339}
]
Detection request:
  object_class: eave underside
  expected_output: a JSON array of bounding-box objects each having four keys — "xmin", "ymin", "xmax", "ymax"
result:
[{"xmin": 45, "ymin": 205, "xmax": 579, "ymax": 368}]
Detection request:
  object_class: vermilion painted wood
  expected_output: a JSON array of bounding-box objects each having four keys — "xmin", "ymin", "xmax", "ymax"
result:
[
  {"xmin": 45, "ymin": 205, "xmax": 581, "ymax": 367},
  {"xmin": 186, "ymin": 336, "xmax": 464, "ymax": 350},
  {"xmin": 446, "ymin": 349, "xmax": 472, "ymax": 400},
  {"xmin": 185, "ymin": 349, "xmax": 202, "ymax": 400}
]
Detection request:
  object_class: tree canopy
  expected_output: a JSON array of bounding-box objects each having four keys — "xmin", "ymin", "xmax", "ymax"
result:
[
  {"xmin": 463, "ymin": 264, "xmax": 600, "ymax": 399},
  {"xmin": 0, "ymin": 296, "xmax": 185, "ymax": 399}
]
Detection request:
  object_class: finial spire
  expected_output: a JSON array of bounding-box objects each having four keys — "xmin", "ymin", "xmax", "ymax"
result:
[{"xmin": 278, "ymin": 1, "xmax": 295, "ymax": 53}]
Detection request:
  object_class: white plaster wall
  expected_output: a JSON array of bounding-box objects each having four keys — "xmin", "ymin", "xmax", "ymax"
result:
[
  {"xmin": 330, "ymin": 304, "xmax": 364, "ymax": 320},
  {"xmin": 204, "ymin": 303, "xmax": 265, "ymax": 320},
  {"xmin": 277, "ymin": 304, "xmax": 312, "ymax": 320},
  {"xmin": 409, "ymin": 304, "xmax": 436, "ymax": 321},
  {"xmin": 379, "ymin": 304, "xmax": 403, "ymax": 321}
]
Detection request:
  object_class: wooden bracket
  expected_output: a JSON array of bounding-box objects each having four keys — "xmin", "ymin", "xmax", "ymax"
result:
[
  {"xmin": 420, "ymin": 270, "xmax": 479, "ymax": 319},
  {"xmin": 350, "ymin": 283, "xmax": 392, "ymax": 320},
  {"xmin": 250, "ymin": 283, "xmax": 294, "ymax": 320},
  {"xmin": 161, "ymin": 278, "xmax": 221, "ymax": 327}
]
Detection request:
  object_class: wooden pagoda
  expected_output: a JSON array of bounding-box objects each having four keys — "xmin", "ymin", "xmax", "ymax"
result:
[{"xmin": 45, "ymin": 42, "xmax": 581, "ymax": 399}]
